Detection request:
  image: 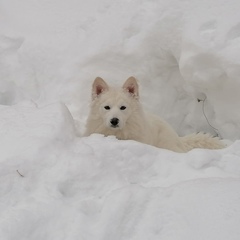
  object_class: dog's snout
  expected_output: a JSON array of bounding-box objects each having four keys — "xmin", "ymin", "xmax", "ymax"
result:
[{"xmin": 110, "ymin": 118, "xmax": 119, "ymax": 127}]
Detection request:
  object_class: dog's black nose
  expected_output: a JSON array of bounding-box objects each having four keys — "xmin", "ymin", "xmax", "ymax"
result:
[{"xmin": 110, "ymin": 118, "xmax": 119, "ymax": 127}]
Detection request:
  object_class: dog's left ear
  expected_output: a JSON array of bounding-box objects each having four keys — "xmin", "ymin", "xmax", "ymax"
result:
[
  {"xmin": 92, "ymin": 77, "xmax": 109, "ymax": 100},
  {"xmin": 122, "ymin": 76, "xmax": 139, "ymax": 99}
]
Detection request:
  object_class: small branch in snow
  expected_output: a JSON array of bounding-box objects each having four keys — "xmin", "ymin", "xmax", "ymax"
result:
[
  {"xmin": 198, "ymin": 97, "xmax": 222, "ymax": 138},
  {"xmin": 16, "ymin": 170, "xmax": 24, "ymax": 178}
]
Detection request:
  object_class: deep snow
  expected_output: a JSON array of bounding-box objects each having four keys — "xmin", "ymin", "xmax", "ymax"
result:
[{"xmin": 0, "ymin": 0, "xmax": 240, "ymax": 239}]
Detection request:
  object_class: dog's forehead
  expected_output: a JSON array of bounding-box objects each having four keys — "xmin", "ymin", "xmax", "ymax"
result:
[{"xmin": 100, "ymin": 89, "xmax": 130, "ymax": 105}]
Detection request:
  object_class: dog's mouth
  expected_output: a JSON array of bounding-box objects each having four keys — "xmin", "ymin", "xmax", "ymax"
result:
[{"xmin": 110, "ymin": 124, "xmax": 119, "ymax": 128}]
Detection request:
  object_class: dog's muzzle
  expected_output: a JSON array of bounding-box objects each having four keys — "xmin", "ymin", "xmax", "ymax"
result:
[{"xmin": 110, "ymin": 118, "xmax": 119, "ymax": 128}]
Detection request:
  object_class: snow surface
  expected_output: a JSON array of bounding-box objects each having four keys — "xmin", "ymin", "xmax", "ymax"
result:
[{"xmin": 0, "ymin": 0, "xmax": 240, "ymax": 239}]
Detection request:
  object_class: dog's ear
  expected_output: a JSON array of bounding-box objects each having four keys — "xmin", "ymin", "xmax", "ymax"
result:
[
  {"xmin": 122, "ymin": 76, "xmax": 139, "ymax": 99},
  {"xmin": 92, "ymin": 77, "xmax": 109, "ymax": 100}
]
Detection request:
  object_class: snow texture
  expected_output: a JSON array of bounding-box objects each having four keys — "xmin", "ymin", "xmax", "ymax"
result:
[{"xmin": 0, "ymin": 0, "xmax": 240, "ymax": 239}]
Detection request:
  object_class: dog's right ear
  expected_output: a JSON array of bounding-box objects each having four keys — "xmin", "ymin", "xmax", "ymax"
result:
[
  {"xmin": 92, "ymin": 77, "xmax": 109, "ymax": 100},
  {"xmin": 122, "ymin": 76, "xmax": 139, "ymax": 99}
]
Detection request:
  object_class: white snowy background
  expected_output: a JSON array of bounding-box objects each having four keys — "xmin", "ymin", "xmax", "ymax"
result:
[{"xmin": 0, "ymin": 0, "xmax": 240, "ymax": 239}]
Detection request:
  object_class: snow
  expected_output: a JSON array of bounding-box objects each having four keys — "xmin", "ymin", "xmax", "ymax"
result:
[{"xmin": 0, "ymin": 0, "xmax": 240, "ymax": 239}]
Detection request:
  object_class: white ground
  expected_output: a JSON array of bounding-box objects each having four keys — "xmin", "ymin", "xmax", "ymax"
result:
[{"xmin": 0, "ymin": 0, "xmax": 240, "ymax": 239}]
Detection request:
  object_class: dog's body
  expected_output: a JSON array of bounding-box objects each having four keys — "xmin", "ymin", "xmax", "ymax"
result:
[{"xmin": 85, "ymin": 77, "xmax": 224, "ymax": 152}]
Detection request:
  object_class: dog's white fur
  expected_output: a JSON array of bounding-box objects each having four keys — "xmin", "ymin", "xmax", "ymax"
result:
[{"xmin": 85, "ymin": 77, "xmax": 224, "ymax": 152}]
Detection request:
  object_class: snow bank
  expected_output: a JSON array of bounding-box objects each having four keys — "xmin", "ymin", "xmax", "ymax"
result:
[
  {"xmin": 0, "ymin": 0, "xmax": 240, "ymax": 139},
  {"xmin": 0, "ymin": 104, "xmax": 240, "ymax": 239},
  {"xmin": 0, "ymin": 0, "xmax": 240, "ymax": 239}
]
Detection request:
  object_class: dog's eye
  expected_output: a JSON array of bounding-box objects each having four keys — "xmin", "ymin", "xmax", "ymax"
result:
[
  {"xmin": 104, "ymin": 106, "xmax": 111, "ymax": 110},
  {"xmin": 120, "ymin": 106, "xmax": 126, "ymax": 110}
]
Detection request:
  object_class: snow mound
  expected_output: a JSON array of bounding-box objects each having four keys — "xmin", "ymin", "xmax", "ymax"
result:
[
  {"xmin": 0, "ymin": 116, "xmax": 240, "ymax": 239},
  {"xmin": 0, "ymin": 103, "xmax": 240, "ymax": 239},
  {"xmin": 0, "ymin": 102, "xmax": 75, "ymax": 160}
]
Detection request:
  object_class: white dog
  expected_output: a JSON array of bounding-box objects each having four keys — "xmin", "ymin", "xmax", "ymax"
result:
[{"xmin": 85, "ymin": 77, "xmax": 224, "ymax": 152}]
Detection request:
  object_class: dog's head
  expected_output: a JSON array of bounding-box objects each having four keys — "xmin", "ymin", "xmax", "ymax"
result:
[{"xmin": 91, "ymin": 76, "xmax": 139, "ymax": 130}]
